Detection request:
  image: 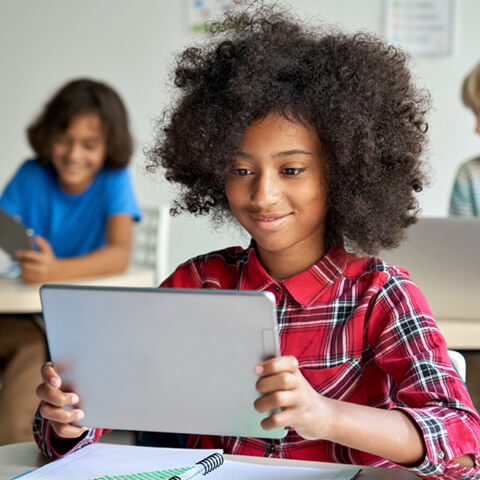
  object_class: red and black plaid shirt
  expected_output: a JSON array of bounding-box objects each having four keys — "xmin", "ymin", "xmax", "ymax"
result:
[{"xmin": 35, "ymin": 244, "xmax": 480, "ymax": 479}]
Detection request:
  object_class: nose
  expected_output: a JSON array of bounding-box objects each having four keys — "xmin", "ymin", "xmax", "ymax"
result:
[
  {"xmin": 66, "ymin": 142, "xmax": 83, "ymax": 162},
  {"xmin": 250, "ymin": 170, "xmax": 281, "ymax": 208}
]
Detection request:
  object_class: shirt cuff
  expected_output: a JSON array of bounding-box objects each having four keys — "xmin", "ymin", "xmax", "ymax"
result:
[
  {"xmin": 393, "ymin": 406, "xmax": 480, "ymax": 479},
  {"xmin": 33, "ymin": 409, "xmax": 98, "ymax": 458}
]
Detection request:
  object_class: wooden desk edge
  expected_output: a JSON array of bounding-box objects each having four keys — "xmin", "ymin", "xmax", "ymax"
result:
[{"xmin": 0, "ymin": 265, "xmax": 156, "ymax": 314}]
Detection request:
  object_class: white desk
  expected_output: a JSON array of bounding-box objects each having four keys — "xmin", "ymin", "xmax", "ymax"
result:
[
  {"xmin": 0, "ymin": 442, "xmax": 418, "ymax": 479},
  {"xmin": 0, "ymin": 265, "xmax": 156, "ymax": 314}
]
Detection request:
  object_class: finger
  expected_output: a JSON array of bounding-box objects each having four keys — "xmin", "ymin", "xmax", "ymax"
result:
[
  {"xmin": 17, "ymin": 250, "xmax": 42, "ymax": 263},
  {"xmin": 21, "ymin": 271, "xmax": 44, "ymax": 285},
  {"xmin": 50, "ymin": 420, "xmax": 87, "ymax": 439},
  {"xmin": 254, "ymin": 355, "xmax": 299, "ymax": 377},
  {"xmin": 21, "ymin": 263, "xmax": 45, "ymax": 275},
  {"xmin": 254, "ymin": 390, "xmax": 296, "ymax": 413},
  {"xmin": 34, "ymin": 235, "xmax": 53, "ymax": 253},
  {"xmin": 256, "ymin": 370, "xmax": 299, "ymax": 394},
  {"xmin": 15, "ymin": 249, "xmax": 27, "ymax": 259},
  {"xmin": 36, "ymin": 383, "xmax": 80, "ymax": 408},
  {"xmin": 260, "ymin": 408, "xmax": 292, "ymax": 431},
  {"xmin": 41, "ymin": 362, "xmax": 61, "ymax": 388},
  {"xmin": 39, "ymin": 402, "xmax": 85, "ymax": 424}
]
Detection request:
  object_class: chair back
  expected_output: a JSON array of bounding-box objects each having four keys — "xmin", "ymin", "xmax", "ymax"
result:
[
  {"xmin": 132, "ymin": 205, "xmax": 170, "ymax": 285},
  {"xmin": 448, "ymin": 349, "xmax": 466, "ymax": 382}
]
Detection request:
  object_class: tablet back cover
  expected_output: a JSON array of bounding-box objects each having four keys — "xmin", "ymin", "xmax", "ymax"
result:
[{"xmin": 40, "ymin": 285, "xmax": 285, "ymax": 439}]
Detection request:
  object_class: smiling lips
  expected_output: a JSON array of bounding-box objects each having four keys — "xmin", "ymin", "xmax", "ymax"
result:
[{"xmin": 251, "ymin": 213, "xmax": 292, "ymax": 230}]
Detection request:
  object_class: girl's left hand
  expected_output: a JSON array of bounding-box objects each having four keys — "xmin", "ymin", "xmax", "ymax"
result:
[
  {"xmin": 16, "ymin": 235, "xmax": 59, "ymax": 284},
  {"xmin": 254, "ymin": 355, "xmax": 334, "ymax": 440}
]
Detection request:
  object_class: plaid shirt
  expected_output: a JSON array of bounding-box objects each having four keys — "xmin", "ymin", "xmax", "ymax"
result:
[{"xmin": 34, "ymin": 244, "xmax": 480, "ymax": 479}]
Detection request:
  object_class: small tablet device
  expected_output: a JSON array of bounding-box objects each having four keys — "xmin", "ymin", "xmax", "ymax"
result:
[
  {"xmin": 0, "ymin": 208, "xmax": 34, "ymax": 258},
  {"xmin": 40, "ymin": 285, "xmax": 286, "ymax": 439}
]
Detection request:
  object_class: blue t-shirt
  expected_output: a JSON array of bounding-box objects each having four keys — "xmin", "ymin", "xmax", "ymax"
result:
[{"xmin": 0, "ymin": 159, "xmax": 141, "ymax": 258}]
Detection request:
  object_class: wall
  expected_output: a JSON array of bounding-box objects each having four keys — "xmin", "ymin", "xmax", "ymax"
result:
[{"xmin": 1, "ymin": 0, "xmax": 479, "ymax": 271}]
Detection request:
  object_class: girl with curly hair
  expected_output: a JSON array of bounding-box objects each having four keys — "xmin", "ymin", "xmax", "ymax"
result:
[{"xmin": 34, "ymin": 5, "xmax": 479, "ymax": 478}]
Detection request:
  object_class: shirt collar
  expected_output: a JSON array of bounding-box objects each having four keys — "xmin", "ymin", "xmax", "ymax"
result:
[{"xmin": 242, "ymin": 241, "xmax": 350, "ymax": 308}]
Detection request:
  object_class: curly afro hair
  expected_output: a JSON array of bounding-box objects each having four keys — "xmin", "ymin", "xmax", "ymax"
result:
[{"xmin": 148, "ymin": 3, "xmax": 430, "ymax": 255}]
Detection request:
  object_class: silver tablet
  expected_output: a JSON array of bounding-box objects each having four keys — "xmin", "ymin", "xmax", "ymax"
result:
[
  {"xmin": 0, "ymin": 208, "xmax": 34, "ymax": 258},
  {"xmin": 40, "ymin": 285, "xmax": 286, "ymax": 439}
]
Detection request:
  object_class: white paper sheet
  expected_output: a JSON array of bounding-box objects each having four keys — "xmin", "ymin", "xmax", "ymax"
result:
[{"xmin": 18, "ymin": 443, "xmax": 360, "ymax": 480}]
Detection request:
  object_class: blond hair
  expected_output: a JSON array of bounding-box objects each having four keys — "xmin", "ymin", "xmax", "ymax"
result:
[{"xmin": 462, "ymin": 63, "xmax": 480, "ymax": 112}]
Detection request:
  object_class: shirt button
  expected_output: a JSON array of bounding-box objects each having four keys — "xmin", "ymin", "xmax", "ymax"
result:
[
  {"xmin": 437, "ymin": 449, "xmax": 445, "ymax": 460},
  {"xmin": 265, "ymin": 440, "xmax": 276, "ymax": 455}
]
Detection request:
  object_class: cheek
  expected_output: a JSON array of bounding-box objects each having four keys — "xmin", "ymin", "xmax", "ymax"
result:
[
  {"xmin": 225, "ymin": 180, "xmax": 243, "ymax": 210},
  {"xmin": 51, "ymin": 144, "xmax": 65, "ymax": 159},
  {"xmin": 90, "ymin": 149, "xmax": 107, "ymax": 169}
]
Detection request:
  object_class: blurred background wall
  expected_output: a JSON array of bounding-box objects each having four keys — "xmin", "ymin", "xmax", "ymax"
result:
[{"xmin": 1, "ymin": 0, "xmax": 479, "ymax": 271}]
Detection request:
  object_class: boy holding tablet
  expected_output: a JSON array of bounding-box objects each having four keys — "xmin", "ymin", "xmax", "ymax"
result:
[{"xmin": 34, "ymin": 5, "xmax": 480, "ymax": 478}]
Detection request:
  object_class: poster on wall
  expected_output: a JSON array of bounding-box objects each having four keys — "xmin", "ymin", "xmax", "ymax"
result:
[
  {"xmin": 186, "ymin": 0, "xmax": 245, "ymax": 33},
  {"xmin": 384, "ymin": 0, "xmax": 456, "ymax": 57}
]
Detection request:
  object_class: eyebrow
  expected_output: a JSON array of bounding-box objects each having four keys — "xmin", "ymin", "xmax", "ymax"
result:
[{"xmin": 235, "ymin": 149, "xmax": 313, "ymax": 158}]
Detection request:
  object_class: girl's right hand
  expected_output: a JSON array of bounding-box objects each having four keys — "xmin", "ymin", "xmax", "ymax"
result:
[{"xmin": 36, "ymin": 362, "xmax": 87, "ymax": 439}]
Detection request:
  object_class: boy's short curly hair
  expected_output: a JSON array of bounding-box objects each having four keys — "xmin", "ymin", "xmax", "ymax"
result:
[{"xmin": 148, "ymin": 4, "xmax": 429, "ymax": 255}]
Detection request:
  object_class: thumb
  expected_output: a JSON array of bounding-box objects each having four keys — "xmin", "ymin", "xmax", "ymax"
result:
[{"xmin": 34, "ymin": 235, "xmax": 53, "ymax": 254}]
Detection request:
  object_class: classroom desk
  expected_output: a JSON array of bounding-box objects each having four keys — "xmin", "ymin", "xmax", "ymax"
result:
[
  {"xmin": 0, "ymin": 442, "xmax": 419, "ymax": 479},
  {"xmin": 435, "ymin": 318, "xmax": 480, "ymax": 350},
  {"xmin": 0, "ymin": 265, "xmax": 156, "ymax": 314},
  {"xmin": 1, "ymin": 266, "xmax": 477, "ymax": 349}
]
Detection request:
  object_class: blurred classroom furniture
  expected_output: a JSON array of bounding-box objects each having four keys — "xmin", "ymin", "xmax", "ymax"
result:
[
  {"xmin": 0, "ymin": 266, "xmax": 155, "ymax": 314},
  {"xmin": 448, "ymin": 350, "xmax": 467, "ymax": 382},
  {"xmin": 380, "ymin": 217, "xmax": 480, "ymax": 349},
  {"xmin": 133, "ymin": 204, "xmax": 249, "ymax": 285},
  {"xmin": 0, "ymin": 441, "xmax": 419, "ymax": 480},
  {"xmin": 132, "ymin": 205, "xmax": 170, "ymax": 285}
]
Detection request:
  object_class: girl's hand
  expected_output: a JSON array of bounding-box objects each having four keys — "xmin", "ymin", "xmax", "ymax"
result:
[
  {"xmin": 254, "ymin": 355, "xmax": 334, "ymax": 440},
  {"xmin": 36, "ymin": 362, "xmax": 87, "ymax": 439},
  {"xmin": 17, "ymin": 235, "xmax": 59, "ymax": 284}
]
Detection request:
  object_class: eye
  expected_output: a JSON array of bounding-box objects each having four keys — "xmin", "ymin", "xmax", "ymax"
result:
[
  {"xmin": 231, "ymin": 168, "xmax": 252, "ymax": 176},
  {"xmin": 282, "ymin": 167, "xmax": 305, "ymax": 175},
  {"xmin": 83, "ymin": 142, "xmax": 98, "ymax": 151},
  {"xmin": 54, "ymin": 135, "xmax": 70, "ymax": 146}
]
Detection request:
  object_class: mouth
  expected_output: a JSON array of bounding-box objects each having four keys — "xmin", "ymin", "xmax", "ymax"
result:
[
  {"xmin": 61, "ymin": 163, "xmax": 84, "ymax": 173},
  {"xmin": 250, "ymin": 213, "xmax": 292, "ymax": 230}
]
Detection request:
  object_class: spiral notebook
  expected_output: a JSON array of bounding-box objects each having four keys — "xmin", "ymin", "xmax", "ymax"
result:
[{"xmin": 15, "ymin": 443, "xmax": 361, "ymax": 480}]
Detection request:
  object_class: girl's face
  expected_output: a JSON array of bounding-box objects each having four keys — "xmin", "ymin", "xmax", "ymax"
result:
[
  {"xmin": 226, "ymin": 112, "xmax": 328, "ymax": 280},
  {"xmin": 51, "ymin": 113, "xmax": 107, "ymax": 194}
]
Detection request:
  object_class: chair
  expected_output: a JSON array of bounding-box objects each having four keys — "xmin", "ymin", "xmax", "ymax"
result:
[
  {"xmin": 134, "ymin": 204, "xmax": 250, "ymax": 285},
  {"xmin": 448, "ymin": 349, "xmax": 466, "ymax": 382},
  {"xmin": 132, "ymin": 205, "xmax": 170, "ymax": 285}
]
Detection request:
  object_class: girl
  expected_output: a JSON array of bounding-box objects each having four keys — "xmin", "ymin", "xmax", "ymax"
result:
[
  {"xmin": 0, "ymin": 78, "xmax": 140, "ymax": 444},
  {"xmin": 34, "ymin": 7, "xmax": 480, "ymax": 479}
]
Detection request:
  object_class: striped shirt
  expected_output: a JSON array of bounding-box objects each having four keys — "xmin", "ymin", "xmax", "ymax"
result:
[
  {"xmin": 449, "ymin": 156, "xmax": 480, "ymax": 216},
  {"xmin": 34, "ymin": 244, "xmax": 480, "ymax": 479}
]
